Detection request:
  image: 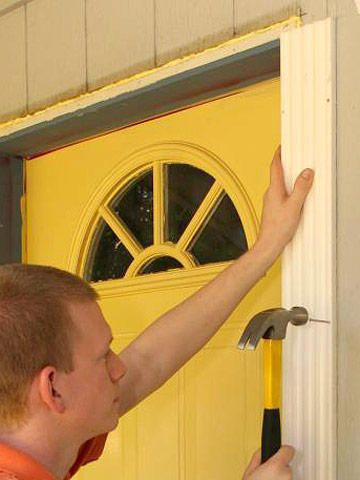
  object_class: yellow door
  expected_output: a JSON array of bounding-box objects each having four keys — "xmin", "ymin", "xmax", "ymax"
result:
[{"xmin": 25, "ymin": 78, "xmax": 280, "ymax": 479}]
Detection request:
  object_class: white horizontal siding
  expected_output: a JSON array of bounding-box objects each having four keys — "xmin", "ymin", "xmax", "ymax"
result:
[
  {"xmin": 155, "ymin": 0, "xmax": 233, "ymax": 65},
  {"xmin": 0, "ymin": 0, "xmax": 330, "ymax": 121},
  {"xmin": 27, "ymin": 0, "xmax": 86, "ymax": 113},
  {"xmin": 86, "ymin": 0, "xmax": 155, "ymax": 92}
]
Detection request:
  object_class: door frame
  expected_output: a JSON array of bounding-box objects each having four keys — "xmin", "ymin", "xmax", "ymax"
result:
[{"xmin": 0, "ymin": 16, "xmax": 336, "ymax": 480}]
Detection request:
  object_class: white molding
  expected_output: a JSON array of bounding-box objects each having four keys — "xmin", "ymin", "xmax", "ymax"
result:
[{"xmin": 281, "ymin": 18, "xmax": 336, "ymax": 479}]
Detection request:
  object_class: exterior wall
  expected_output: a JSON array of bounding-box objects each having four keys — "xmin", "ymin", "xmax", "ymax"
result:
[
  {"xmin": 0, "ymin": 0, "xmax": 328, "ymax": 123},
  {"xmin": 336, "ymin": 0, "xmax": 360, "ymax": 478},
  {"xmin": 1, "ymin": 0, "xmax": 360, "ymax": 478}
]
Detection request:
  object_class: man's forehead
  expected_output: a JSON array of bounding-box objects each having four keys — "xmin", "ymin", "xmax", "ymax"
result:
[{"xmin": 67, "ymin": 300, "xmax": 112, "ymax": 340}]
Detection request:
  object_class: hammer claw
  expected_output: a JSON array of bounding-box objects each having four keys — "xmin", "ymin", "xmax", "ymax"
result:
[
  {"xmin": 237, "ymin": 318, "xmax": 262, "ymax": 349},
  {"xmin": 237, "ymin": 330, "xmax": 251, "ymax": 350},
  {"xmin": 249, "ymin": 328, "xmax": 264, "ymax": 350},
  {"xmin": 238, "ymin": 310, "xmax": 275, "ymax": 350}
]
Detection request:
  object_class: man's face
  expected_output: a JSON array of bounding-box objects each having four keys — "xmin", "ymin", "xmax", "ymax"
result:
[{"xmin": 63, "ymin": 300, "xmax": 127, "ymax": 440}]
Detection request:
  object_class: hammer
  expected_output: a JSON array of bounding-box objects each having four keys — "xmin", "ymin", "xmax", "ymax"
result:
[{"xmin": 237, "ymin": 306, "xmax": 309, "ymax": 463}]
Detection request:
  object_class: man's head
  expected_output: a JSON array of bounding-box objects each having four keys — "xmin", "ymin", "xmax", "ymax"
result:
[{"xmin": 0, "ymin": 264, "xmax": 126, "ymax": 440}]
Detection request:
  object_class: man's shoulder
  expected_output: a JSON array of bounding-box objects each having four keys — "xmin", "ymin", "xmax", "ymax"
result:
[{"xmin": 0, "ymin": 469, "xmax": 18, "ymax": 480}]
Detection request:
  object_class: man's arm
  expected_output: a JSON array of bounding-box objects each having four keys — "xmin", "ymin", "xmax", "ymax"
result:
[{"xmin": 116, "ymin": 147, "xmax": 314, "ymax": 416}]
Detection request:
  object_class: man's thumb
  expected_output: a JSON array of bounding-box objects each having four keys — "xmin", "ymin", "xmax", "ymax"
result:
[{"xmin": 290, "ymin": 168, "xmax": 315, "ymax": 206}]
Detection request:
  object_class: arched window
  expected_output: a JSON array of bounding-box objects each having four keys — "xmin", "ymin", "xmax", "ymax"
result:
[{"xmin": 84, "ymin": 163, "xmax": 248, "ymax": 282}]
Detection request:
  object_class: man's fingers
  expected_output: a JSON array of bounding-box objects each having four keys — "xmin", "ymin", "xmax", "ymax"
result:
[
  {"xmin": 243, "ymin": 448, "xmax": 261, "ymax": 477},
  {"xmin": 269, "ymin": 145, "xmax": 287, "ymax": 198},
  {"xmin": 268, "ymin": 445, "xmax": 295, "ymax": 466},
  {"xmin": 289, "ymin": 168, "xmax": 315, "ymax": 208},
  {"xmin": 243, "ymin": 446, "xmax": 295, "ymax": 479}
]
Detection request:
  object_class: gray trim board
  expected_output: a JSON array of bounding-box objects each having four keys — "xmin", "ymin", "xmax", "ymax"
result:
[
  {"xmin": 0, "ymin": 40, "xmax": 280, "ymax": 158},
  {"xmin": 0, "ymin": 157, "xmax": 23, "ymax": 263}
]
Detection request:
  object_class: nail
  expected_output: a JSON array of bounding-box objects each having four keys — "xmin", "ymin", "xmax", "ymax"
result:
[{"xmin": 301, "ymin": 168, "xmax": 313, "ymax": 180}]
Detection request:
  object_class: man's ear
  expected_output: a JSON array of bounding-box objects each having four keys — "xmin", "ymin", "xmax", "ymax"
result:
[{"xmin": 38, "ymin": 366, "xmax": 66, "ymax": 414}]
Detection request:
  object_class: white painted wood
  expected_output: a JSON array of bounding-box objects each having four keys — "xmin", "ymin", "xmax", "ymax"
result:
[
  {"xmin": 281, "ymin": 18, "xmax": 336, "ymax": 480},
  {"xmin": 155, "ymin": 0, "xmax": 233, "ymax": 65},
  {"xmin": 0, "ymin": 7, "xmax": 27, "ymax": 122},
  {"xmin": 86, "ymin": 0, "xmax": 155, "ymax": 92},
  {"xmin": 27, "ymin": 0, "xmax": 86, "ymax": 113}
]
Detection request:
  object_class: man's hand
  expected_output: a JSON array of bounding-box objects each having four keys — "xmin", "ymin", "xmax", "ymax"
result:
[
  {"xmin": 243, "ymin": 446, "xmax": 295, "ymax": 480},
  {"xmin": 254, "ymin": 145, "xmax": 314, "ymax": 262}
]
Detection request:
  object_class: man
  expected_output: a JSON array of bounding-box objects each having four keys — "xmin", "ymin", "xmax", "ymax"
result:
[{"xmin": 0, "ymin": 147, "xmax": 314, "ymax": 480}]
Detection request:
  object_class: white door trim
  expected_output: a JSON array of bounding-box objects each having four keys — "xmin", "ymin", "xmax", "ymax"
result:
[{"xmin": 281, "ymin": 18, "xmax": 336, "ymax": 480}]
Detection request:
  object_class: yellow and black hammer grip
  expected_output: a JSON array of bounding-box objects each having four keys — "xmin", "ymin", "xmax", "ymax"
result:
[{"xmin": 261, "ymin": 339, "xmax": 282, "ymax": 463}]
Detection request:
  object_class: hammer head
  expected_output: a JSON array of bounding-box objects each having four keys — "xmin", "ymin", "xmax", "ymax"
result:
[{"xmin": 237, "ymin": 306, "xmax": 309, "ymax": 351}]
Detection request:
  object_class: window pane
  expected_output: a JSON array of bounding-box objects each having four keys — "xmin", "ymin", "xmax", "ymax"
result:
[
  {"xmin": 166, "ymin": 164, "xmax": 214, "ymax": 243},
  {"xmin": 86, "ymin": 219, "xmax": 133, "ymax": 282},
  {"xmin": 111, "ymin": 170, "xmax": 153, "ymax": 247},
  {"xmin": 190, "ymin": 193, "xmax": 248, "ymax": 264},
  {"xmin": 140, "ymin": 256, "xmax": 183, "ymax": 275}
]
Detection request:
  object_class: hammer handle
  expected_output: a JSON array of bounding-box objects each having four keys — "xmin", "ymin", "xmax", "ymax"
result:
[
  {"xmin": 262, "ymin": 339, "xmax": 282, "ymax": 463},
  {"xmin": 261, "ymin": 408, "xmax": 281, "ymax": 463}
]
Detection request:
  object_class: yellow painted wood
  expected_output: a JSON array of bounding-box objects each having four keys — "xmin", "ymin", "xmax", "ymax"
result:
[
  {"xmin": 263, "ymin": 339, "xmax": 282, "ymax": 409},
  {"xmin": 176, "ymin": 181, "xmax": 223, "ymax": 252},
  {"xmin": 99, "ymin": 205, "xmax": 143, "ymax": 258},
  {"xmin": 153, "ymin": 162, "xmax": 165, "ymax": 245},
  {"xmin": 25, "ymin": 77, "xmax": 281, "ymax": 479},
  {"xmin": 125, "ymin": 243, "xmax": 195, "ymax": 278}
]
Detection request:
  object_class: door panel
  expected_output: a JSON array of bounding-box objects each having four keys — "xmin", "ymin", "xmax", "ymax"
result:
[{"xmin": 25, "ymin": 77, "xmax": 280, "ymax": 479}]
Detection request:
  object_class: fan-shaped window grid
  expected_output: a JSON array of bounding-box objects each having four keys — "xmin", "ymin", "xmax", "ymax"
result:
[{"xmin": 85, "ymin": 164, "xmax": 248, "ymax": 282}]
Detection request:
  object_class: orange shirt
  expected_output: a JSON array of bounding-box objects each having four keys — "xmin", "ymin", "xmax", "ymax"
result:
[{"xmin": 0, "ymin": 434, "xmax": 108, "ymax": 480}]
